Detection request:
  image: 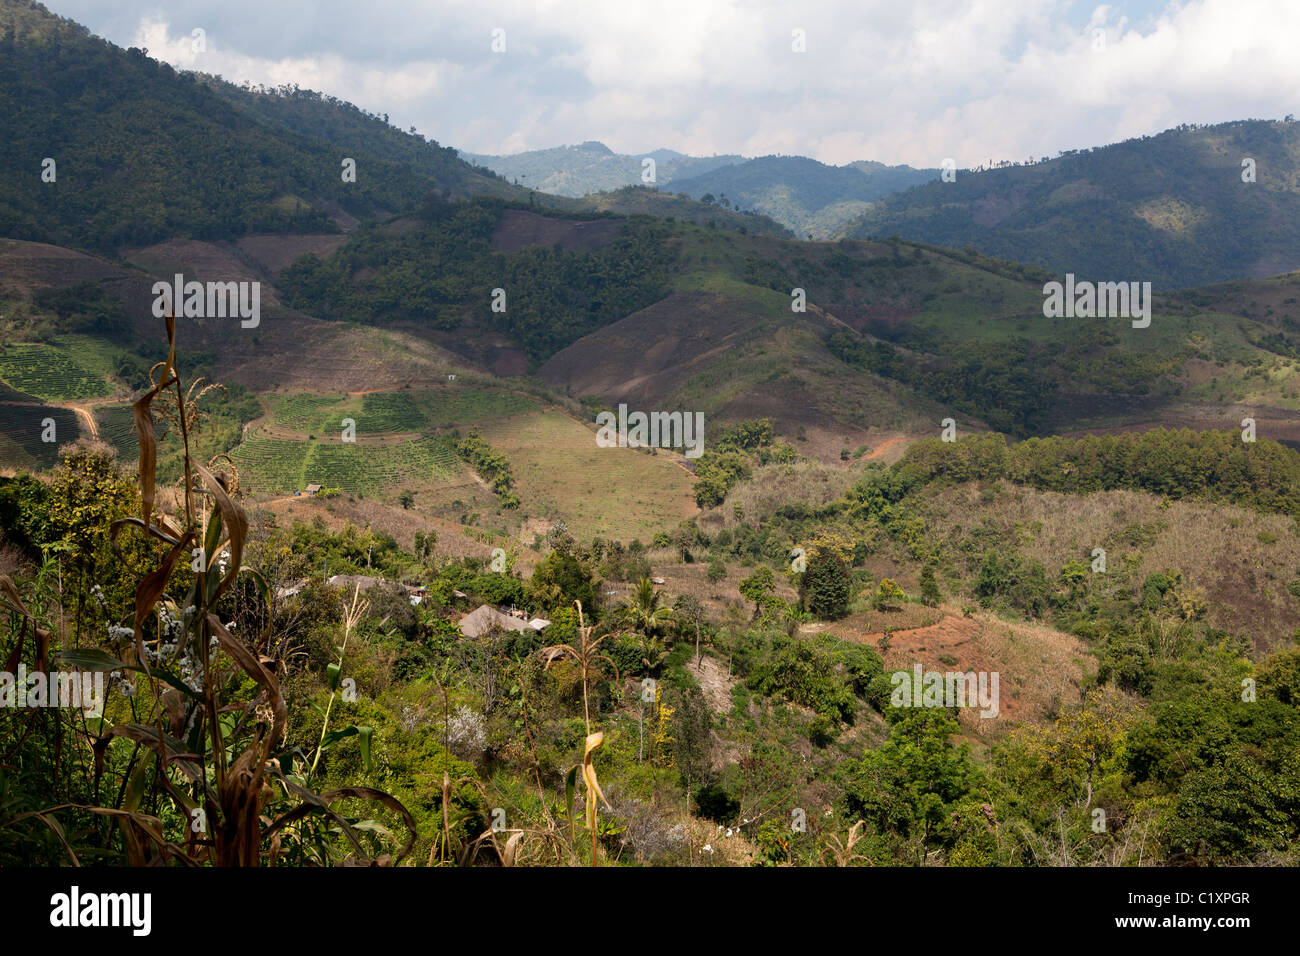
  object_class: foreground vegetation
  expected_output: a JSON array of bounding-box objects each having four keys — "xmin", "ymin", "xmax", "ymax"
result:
[{"xmin": 2, "ymin": 334, "xmax": 1296, "ymax": 864}]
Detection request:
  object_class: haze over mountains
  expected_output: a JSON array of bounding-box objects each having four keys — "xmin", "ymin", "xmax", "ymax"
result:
[
  {"xmin": 467, "ymin": 119, "xmax": 1300, "ymax": 289},
  {"xmin": 462, "ymin": 142, "xmax": 939, "ymax": 238}
]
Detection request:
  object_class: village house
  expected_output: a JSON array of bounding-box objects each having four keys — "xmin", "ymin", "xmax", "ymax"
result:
[{"xmin": 458, "ymin": 604, "xmax": 550, "ymax": 639}]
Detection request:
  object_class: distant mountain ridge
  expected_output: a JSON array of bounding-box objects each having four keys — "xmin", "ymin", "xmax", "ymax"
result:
[
  {"xmin": 459, "ymin": 141, "xmax": 744, "ymax": 197},
  {"xmin": 461, "ymin": 143, "xmax": 938, "ymax": 237},
  {"xmin": 669, "ymin": 155, "xmax": 938, "ymax": 238}
]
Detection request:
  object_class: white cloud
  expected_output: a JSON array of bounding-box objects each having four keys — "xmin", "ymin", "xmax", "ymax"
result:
[{"xmin": 94, "ymin": 0, "xmax": 1300, "ymax": 166}]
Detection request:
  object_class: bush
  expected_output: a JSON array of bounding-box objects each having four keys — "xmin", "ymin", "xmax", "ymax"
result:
[
  {"xmin": 872, "ymin": 578, "xmax": 906, "ymax": 611},
  {"xmin": 693, "ymin": 783, "xmax": 740, "ymax": 823}
]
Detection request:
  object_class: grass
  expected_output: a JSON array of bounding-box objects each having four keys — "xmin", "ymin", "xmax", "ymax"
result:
[
  {"xmin": 230, "ymin": 433, "xmax": 466, "ymax": 496},
  {"xmin": 478, "ymin": 407, "xmax": 698, "ymax": 540}
]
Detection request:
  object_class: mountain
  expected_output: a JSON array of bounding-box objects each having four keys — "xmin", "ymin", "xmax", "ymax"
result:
[
  {"xmin": 464, "ymin": 144, "xmax": 939, "ymax": 238},
  {"xmin": 839, "ymin": 119, "xmax": 1300, "ymax": 289},
  {"xmin": 3, "ymin": 0, "xmax": 1300, "ymax": 876},
  {"xmin": 0, "ymin": 0, "xmax": 528, "ymax": 253},
  {"xmin": 0, "ymin": 0, "xmax": 779, "ymax": 254},
  {"xmin": 668, "ymin": 155, "xmax": 938, "ymax": 238},
  {"xmin": 459, "ymin": 141, "xmax": 744, "ymax": 196}
]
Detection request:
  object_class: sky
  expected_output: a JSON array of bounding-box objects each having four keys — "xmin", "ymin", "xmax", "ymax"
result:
[{"xmin": 45, "ymin": 0, "xmax": 1300, "ymax": 167}]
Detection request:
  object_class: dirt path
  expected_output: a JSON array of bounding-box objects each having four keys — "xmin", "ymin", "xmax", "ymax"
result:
[
  {"xmin": 5, "ymin": 397, "xmax": 112, "ymax": 441},
  {"xmin": 66, "ymin": 404, "xmax": 99, "ymax": 440},
  {"xmin": 862, "ymin": 434, "xmax": 912, "ymax": 460}
]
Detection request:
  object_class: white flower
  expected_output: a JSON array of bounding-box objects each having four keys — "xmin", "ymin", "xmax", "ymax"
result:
[{"xmin": 702, "ymin": 844, "xmax": 713, "ymax": 853}]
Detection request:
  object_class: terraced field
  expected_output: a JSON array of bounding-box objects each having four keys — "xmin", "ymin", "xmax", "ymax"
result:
[
  {"xmin": 229, "ymin": 437, "xmax": 313, "ymax": 495},
  {"xmin": 96, "ymin": 404, "xmax": 141, "ymax": 460},
  {"xmin": 268, "ymin": 393, "xmax": 346, "ymax": 431},
  {"xmin": 266, "ymin": 387, "xmax": 541, "ymax": 437},
  {"xmin": 0, "ymin": 344, "xmax": 111, "ymax": 401},
  {"xmin": 357, "ymin": 391, "xmax": 425, "ymax": 431},
  {"xmin": 418, "ymin": 388, "xmax": 539, "ymax": 428},
  {"xmin": 0, "ymin": 403, "xmax": 82, "ymax": 468}
]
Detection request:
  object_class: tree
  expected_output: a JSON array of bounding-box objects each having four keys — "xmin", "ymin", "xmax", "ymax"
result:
[
  {"xmin": 706, "ymin": 558, "xmax": 727, "ymax": 583},
  {"xmin": 919, "ymin": 565, "xmax": 941, "ymax": 607},
  {"xmin": 1026, "ymin": 685, "xmax": 1137, "ymax": 808},
  {"xmin": 673, "ymin": 593, "xmax": 708, "ymax": 667},
  {"xmin": 872, "ymin": 578, "xmax": 906, "ymax": 612},
  {"xmin": 803, "ymin": 551, "xmax": 852, "ymax": 619},
  {"xmin": 618, "ymin": 577, "xmax": 672, "ymax": 642},
  {"xmin": 529, "ymin": 550, "xmax": 597, "ymax": 616},
  {"xmin": 673, "ymin": 688, "xmax": 712, "ymax": 792},
  {"xmin": 739, "ymin": 566, "xmax": 775, "ymax": 620}
]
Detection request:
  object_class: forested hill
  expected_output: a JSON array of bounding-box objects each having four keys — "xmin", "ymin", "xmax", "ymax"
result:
[
  {"xmin": 839, "ymin": 119, "xmax": 1300, "ymax": 289},
  {"xmin": 667, "ymin": 155, "xmax": 939, "ymax": 238},
  {"xmin": 0, "ymin": 0, "xmax": 789, "ymax": 253},
  {"xmin": 0, "ymin": 0, "xmax": 526, "ymax": 253}
]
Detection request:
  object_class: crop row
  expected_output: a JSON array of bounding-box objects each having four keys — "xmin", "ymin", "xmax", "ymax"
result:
[
  {"xmin": 0, "ymin": 344, "xmax": 111, "ymax": 401},
  {"xmin": 230, "ymin": 434, "xmax": 466, "ymax": 496},
  {"xmin": 0, "ymin": 403, "xmax": 81, "ymax": 468}
]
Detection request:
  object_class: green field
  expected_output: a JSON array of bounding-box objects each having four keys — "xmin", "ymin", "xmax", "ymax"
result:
[
  {"xmin": 479, "ymin": 407, "xmax": 698, "ymax": 540},
  {"xmin": 231, "ymin": 434, "xmax": 465, "ymax": 496},
  {"xmin": 0, "ymin": 343, "xmax": 111, "ymax": 401},
  {"xmin": 357, "ymin": 391, "xmax": 425, "ymax": 431},
  {"xmin": 418, "ymin": 387, "xmax": 539, "ymax": 428},
  {"xmin": 267, "ymin": 387, "xmax": 540, "ymax": 438}
]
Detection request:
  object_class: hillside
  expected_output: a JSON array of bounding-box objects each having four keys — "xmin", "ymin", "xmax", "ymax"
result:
[
  {"xmin": 669, "ymin": 155, "xmax": 938, "ymax": 238},
  {"xmin": 460, "ymin": 141, "xmax": 744, "ymax": 195},
  {"xmin": 465, "ymin": 142, "xmax": 939, "ymax": 239},
  {"xmin": 840, "ymin": 119, "xmax": 1300, "ymax": 289},
  {"xmin": 0, "ymin": 1, "xmax": 525, "ymax": 252},
  {"xmin": 0, "ymin": 0, "xmax": 1298, "ymax": 876},
  {"xmin": 0, "ymin": 1, "xmax": 769, "ymax": 254}
]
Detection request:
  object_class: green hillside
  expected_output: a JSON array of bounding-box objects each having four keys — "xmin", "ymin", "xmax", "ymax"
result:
[
  {"xmin": 840, "ymin": 119, "xmax": 1300, "ymax": 289},
  {"xmin": 460, "ymin": 141, "xmax": 744, "ymax": 196},
  {"xmin": 669, "ymin": 155, "xmax": 938, "ymax": 238}
]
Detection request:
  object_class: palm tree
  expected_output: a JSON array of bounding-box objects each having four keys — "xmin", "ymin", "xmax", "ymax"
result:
[{"xmin": 619, "ymin": 577, "xmax": 672, "ymax": 642}]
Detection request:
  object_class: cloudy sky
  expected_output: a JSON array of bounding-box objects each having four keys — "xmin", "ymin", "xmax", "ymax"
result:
[{"xmin": 46, "ymin": 0, "xmax": 1300, "ymax": 167}]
